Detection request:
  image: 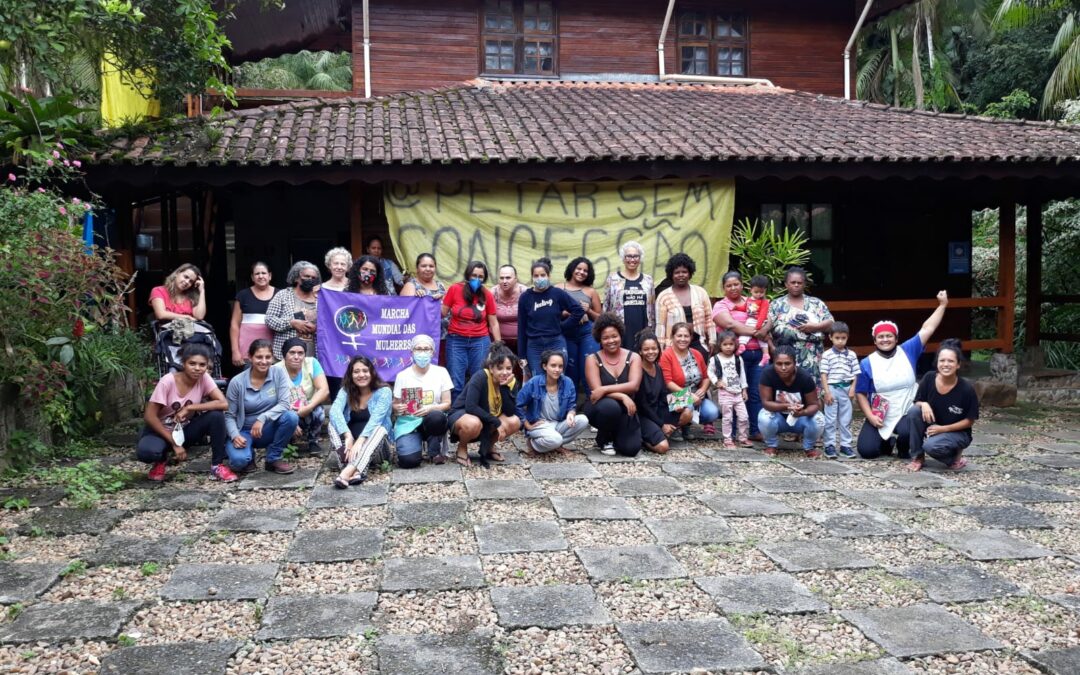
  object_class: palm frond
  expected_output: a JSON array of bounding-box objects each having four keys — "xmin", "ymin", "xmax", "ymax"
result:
[
  {"xmin": 857, "ymin": 47, "xmax": 888, "ymax": 102},
  {"xmin": 1042, "ymin": 27, "xmax": 1080, "ymax": 115},
  {"xmin": 1051, "ymin": 12, "xmax": 1079, "ymax": 58},
  {"xmin": 993, "ymin": 0, "xmax": 1060, "ymax": 31}
]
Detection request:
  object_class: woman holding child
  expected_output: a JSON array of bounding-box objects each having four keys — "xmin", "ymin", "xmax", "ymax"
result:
[
  {"xmin": 764, "ymin": 267, "xmax": 833, "ymax": 383},
  {"xmin": 713, "ymin": 271, "xmax": 770, "ymax": 440}
]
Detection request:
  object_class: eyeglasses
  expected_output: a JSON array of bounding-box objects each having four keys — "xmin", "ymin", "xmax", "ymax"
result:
[{"xmin": 624, "ymin": 254, "xmax": 641, "ymax": 260}]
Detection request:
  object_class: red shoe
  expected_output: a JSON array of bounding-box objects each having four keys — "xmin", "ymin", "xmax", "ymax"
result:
[
  {"xmin": 702, "ymin": 423, "xmax": 717, "ymax": 436},
  {"xmin": 210, "ymin": 464, "xmax": 238, "ymax": 482},
  {"xmin": 265, "ymin": 460, "xmax": 296, "ymax": 475},
  {"xmin": 148, "ymin": 461, "xmax": 167, "ymax": 482},
  {"xmin": 763, "ymin": 447, "xmax": 778, "ymax": 457}
]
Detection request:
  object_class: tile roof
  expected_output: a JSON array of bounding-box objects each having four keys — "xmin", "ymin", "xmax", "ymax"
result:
[{"xmin": 100, "ymin": 80, "xmax": 1080, "ymax": 168}]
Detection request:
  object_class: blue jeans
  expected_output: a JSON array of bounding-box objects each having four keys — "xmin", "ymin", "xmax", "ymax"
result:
[
  {"xmin": 228, "ymin": 411, "xmax": 299, "ymax": 467},
  {"xmin": 741, "ymin": 349, "xmax": 763, "ymax": 435},
  {"xmin": 821, "ymin": 385, "xmax": 853, "ymax": 448},
  {"xmin": 447, "ymin": 334, "xmax": 491, "ymax": 401},
  {"xmin": 758, "ymin": 409, "xmax": 820, "ymax": 450},
  {"xmin": 698, "ymin": 397, "xmax": 720, "ymax": 425},
  {"xmin": 565, "ymin": 322, "xmax": 600, "ymax": 390},
  {"xmin": 525, "ymin": 335, "xmax": 567, "ymax": 381}
]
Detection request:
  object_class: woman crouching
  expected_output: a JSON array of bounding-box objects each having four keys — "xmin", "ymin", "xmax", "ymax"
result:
[
  {"xmin": 448, "ymin": 342, "xmax": 522, "ymax": 466},
  {"xmin": 906, "ymin": 338, "xmax": 978, "ymax": 472},
  {"xmin": 331, "ymin": 355, "xmax": 393, "ymax": 488},
  {"xmin": 517, "ymin": 349, "xmax": 590, "ymax": 456}
]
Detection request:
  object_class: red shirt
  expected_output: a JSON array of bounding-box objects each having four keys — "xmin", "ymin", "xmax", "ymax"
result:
[
  {"xmin": 149, "ymin": 286, "xmax": 194, "ymax": 316},
  {"xmin": 442, "ymin": 282, "xmax": 496, "ymax": 338}
]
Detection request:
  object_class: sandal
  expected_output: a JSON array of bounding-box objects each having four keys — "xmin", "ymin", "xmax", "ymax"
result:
[
  {"xmin": 906, "ymin": 458, "xmax": 925, "ymax": 472},
  {"xmin": 488, "ymin": 451, "xmax": 505, "ymax": 462},
  {"xmin": 333, "ymin": 477, "xmax": 349, "ymax": 490},
  {"xmin": 763, "ymin": 447, "xmax": 778, "ymax": 457},
  {"xmin": 949, "ymin": 456, "xmax": 968, "ymax": 471},
  {"xmin": 455, "ymin": 447, "xmax": 472, "ymax": 467},
  {"xmin": 739, "ymin": 438, "xmax": 755, "ymax": 448}
]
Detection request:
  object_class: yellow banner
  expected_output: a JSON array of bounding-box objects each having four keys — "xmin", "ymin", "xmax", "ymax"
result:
[{"xmin": 385, "ymin": 180, "xmax": 735, "ymax": 297}]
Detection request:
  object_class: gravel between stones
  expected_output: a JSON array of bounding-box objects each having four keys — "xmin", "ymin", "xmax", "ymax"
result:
[
  {"xmin": 730, "ymin": 515, "xmax": 828, "ymax": 542},
  {"xmin": 561, "ymin": 520, "xmax": 655, "ymax": 548},
  {"xmin": 775, "ymin": 492, "xmax": 864, "ymax": 512},
  {"xmin": 227, "ymin": 636, "xmax": 378, "ymax": 674},
  {"xmin": 464, "ymin": 465, "xmax": 532, "ymax": 480},
  {"xmin": 499, "ymin": 625, "xmax": 636, "ymax": 675},
  {"xmin": 812, "ymin": 475, "xmax": 893, "ymax": 491},
  {"xmin": 948, "ymin": 596, "xmax": 1080, "ymax": 651},
  {"xmin": 1021, "ymin": 527, "xmax": 1080, "ymax": 556},
  {"xmin": 976, "ymin": 557, "xmax": 1080, "ymax": 596},
  {"xmin": 730, "ymin": 611, "xmax": 885, "ymax": 670},
  {"xmin": 177, "ymin": 532, "xmax": 292, "ymax": 563},
  {"xmin": 124, "ymin": 600, "xmax": 259, "ymax": 644},
  {"xmin": 540, "ymin": 480, "xmax": 617, "ymax": 497},
  {"xmin": 923, "ymin": 486, "xmax": 1013, "ymax": 507},
  {"xmin": 595, "ymin": 578, "xmax": 721, "ymax": 621},
  {"xmin": 670, "ymin": 542, "xmax": 778, "ymax": 576},
  {"xmin": 384, "ymin": 524, "xmax": 478, "ymax": 557},
  {"xmin": 678, "ymin": 477, "xmax": 753, "ymax": 494},
  {"xmin": 112, "ymin": 509, "xmax": 213, "ymax": 536},
  {"xmin": 468, "ymin": 499, "xmax": 557, "ymax": 524},
  {"xmin": 42, "ymin": 564, "xmax": 170, "ymax": 602},
  {"xmin": 224, "ymin": 489, "xmax": 310, "ymax": 508},
  {"xmin": 796, "ymin": 568, "xmax": 927, "ymax": 609},
  {"xmin": 274, "ymin": 560, "xmax": 382, "ymax": 595},
  {"xmin": 0, "ymin": 640, "xmax": 114, "ymax": 673},
  {"xmin": 481, "ymin": 552, "xmax": 589, "ymax": 587},
  {"xmin": 595, "ymin": 463, "xmax": 663, "ymax": 477},
  {"xmin": 374, "ymin": 589, "xmax": 498, "ymax": 634},
  {"xmin": 627, "ymin": 496, "xmax": 713, "ymax": 517},
  {"xmin": 905, "ymin": 652, "xmax": 1042, "ymax": 674},
  {"xmin": 887, "ymin": 508, "xmax": 982, "ymax": 531},
  {"xmin": 300, "ymin": 506, "xmax": 390, "ymax": 530},
  {"xmin": 390, "ymin": 482, "xmax": 468, "ymax": 502},
  {"xmin": 3, "ymin": 533, "xmax": 97, "ymax": 562},
  {"xmin": 727, "ymin": 463, "xmax": 796, "ymax": 477},
  {"xmin": 846, "ymin": 534, "xmax": 967, "ymax": 566}
]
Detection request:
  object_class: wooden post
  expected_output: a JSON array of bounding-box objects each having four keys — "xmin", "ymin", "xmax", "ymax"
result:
[
  {"xmin": 349, "ymin": 182, "xmax": 364, "ymax": 255},
  {"xmin": 997, "ymin": 203, "xmax": 1016, "ymax": 354},
  {"xmin": 1025, "ymin": 201, "xmax": 1043, "ymax": 347}
]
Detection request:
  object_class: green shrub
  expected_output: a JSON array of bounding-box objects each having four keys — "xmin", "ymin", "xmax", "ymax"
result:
[{"xmin": 728, "ymin": 218, "xmax": 812, "ymax": 295}]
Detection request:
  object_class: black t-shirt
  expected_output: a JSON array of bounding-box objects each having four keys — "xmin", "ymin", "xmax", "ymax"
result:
[
  {"xmin": 915, "ymin": 372, "xmax": 979, "ymax": 439},
  {"xmin": 759, "ymin": 367, "xmax": 817, "ymax": 405},
  {"xmin": 235, "ymin": 287, "xmax": 276, "ymax": 314},
  {"xmin": 621, "ymin": 275, "xmax": 647, "ymax": 346}
]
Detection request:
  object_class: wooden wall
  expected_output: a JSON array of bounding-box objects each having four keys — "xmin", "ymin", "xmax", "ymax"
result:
[{"xmin": 354, "ymin": 0, "xmax": 855, "ymax": 97}]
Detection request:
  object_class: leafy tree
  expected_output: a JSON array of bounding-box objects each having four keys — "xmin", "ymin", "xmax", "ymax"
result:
[
  {"xmin": 233, "ymin": 51, "xmax": 353, "ymax": 92},
  {"xmin": 993, "ymin": 0, "xmax": 1080, "ymax": 115},
  {"xmin": 959, "ymin": 19, "xmax": 1056, "ymax": 113}
]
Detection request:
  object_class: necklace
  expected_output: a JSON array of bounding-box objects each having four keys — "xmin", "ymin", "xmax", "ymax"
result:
[{"xmin": 600, "ymin": 349, "xmax": 623, "ymax": 366}]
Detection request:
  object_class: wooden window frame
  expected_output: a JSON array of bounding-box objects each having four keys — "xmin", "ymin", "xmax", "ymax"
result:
[
  {"xmin": 676, "ymin": 10, "xmax": 749, "ymax": 78},
  {"xmin": 761, "ymin": 203, "xmax": 837, "ymax": 287},
  {"xmin": 480, "ymin": 0, "xmax": 558, "ymax": 78}
]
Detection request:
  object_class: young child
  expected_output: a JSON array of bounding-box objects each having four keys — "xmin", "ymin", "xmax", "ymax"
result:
[
  {"xmin": 820, "ymin": 321, "xmax": 859, "ymax": 459},
  {"xmin": 740, "ymin": 275, "xmax": 771, "ymax": 366},
  {"xmin": 708, "ymin": 331, "xmax": 752, "ymax": 449}
]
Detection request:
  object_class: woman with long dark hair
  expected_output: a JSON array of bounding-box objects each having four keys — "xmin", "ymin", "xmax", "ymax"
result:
[
  {"xmin": 331, "ymin": 354, "xmax": 393, "ymax": 488},
  {"xmin": 557, "ymin": 256, "xmax": 602, "ymax": 389},
  {"xmin": 346, "ymin": 255, "xmax": 387, "ymax": 295},
  {"xmin": 906, "ymin": 338, "xmax": 978, "ymax": 472},
  {"xmin": 448, "ymin": 341, "xmax": 521, "ymax": 466},
  {"xmin": 225, "ymin": 339, "xmax": 298, "ymax": 474},
  {"xmin": 442, "ymin": 261, "xmax": 501, "ymax": 400}
]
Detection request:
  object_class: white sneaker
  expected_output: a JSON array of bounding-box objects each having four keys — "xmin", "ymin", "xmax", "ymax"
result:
[{"xmin": 600, "ymin": 443, "xmax": 616, "ymax": 456}]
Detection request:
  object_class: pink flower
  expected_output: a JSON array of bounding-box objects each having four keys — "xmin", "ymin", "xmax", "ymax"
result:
[
  {"xmin": 72, "ymin": 160, "xmax": 81, "ymax": 168},
  {"xmin": 45, "ymin": 159, "xmax": 53, "ymax": 167},
  {"xmin": 58, "ymin": 206, "xmax": 67, "ymax": 216},
  {"xmin": 63, "ymin": 160, "xmax": 70, "ymax": 167},
  {"xmin": 36, "ymin": 187, "xmax": 45, "ymax": 193},
  {"xmin": 6, "ymin": 173, "xmax": 14, "ymax": 182},
  {"xmin": 72, "ymin": 197, "xmax": 81, "ymax": 205},
  {"xmin": 51, "ymin": 150, "xmax": 60, "ymax": 159},
  {"xmin": 56, "ymin": 142, "xmax": 63, "ymax": 149}
]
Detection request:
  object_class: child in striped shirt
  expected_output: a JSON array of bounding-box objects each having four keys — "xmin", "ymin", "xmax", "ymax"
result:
[{"xmin": 820, "ymin": 321, "xmax": 859, "ymax": 459}]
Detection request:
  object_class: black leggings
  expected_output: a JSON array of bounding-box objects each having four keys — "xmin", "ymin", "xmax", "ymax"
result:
[
  {"xmin": 137, "ymin": 411, "xmax": 227, "ymax": 465},
  {"xmin": 584, "ymin": 398, "xmax": 642, "ymax": 457},
  {"xmin": 856, "ymin": 412, "xmax": 913, "ymax": 459}
]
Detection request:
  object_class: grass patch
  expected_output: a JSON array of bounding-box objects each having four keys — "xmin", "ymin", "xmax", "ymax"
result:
[{"xmin": 32, "ymin": 460, "xmax": 135, "ymax": 509}]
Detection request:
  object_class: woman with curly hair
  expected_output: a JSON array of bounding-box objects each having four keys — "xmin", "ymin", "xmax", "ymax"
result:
[
  {"xmin": 557, "ymin": 257, "xmax": 602, "ymax": 389},
  {"xmin": 265, "ymin": 261, "xmax": 321, "ymax": 360},
  {"xmin": 655, "ymin": 254, "xmax": 716, "ymax": 358},
  {"xmin": 346, "ymin": 255, "xmax": 386, "ymax": 295},
  {"xmin": 584, "ymin": 313, "xmax": 643, "ymax": 457},
  {"xmin": 442, "ymin": 261, "xmax": 501, "ymax": 400},
  {"xmin": 150, "ymin": 263, "xmax": 206, "ymax": 321},
  {"xmin": 321, "ymin": 247, "xmax": 352, "ymax": 292},
  {"xmin": 448, "ymin": 341, "xmax": 521, "ymax": 466}
]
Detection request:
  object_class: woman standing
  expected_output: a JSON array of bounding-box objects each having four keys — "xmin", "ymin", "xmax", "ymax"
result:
[
  {"xmin": 322, "ymin": 247, "xmax": 352, "ymax": 292},
  {"xmin": 493, "ymin": 265, "xmax": 527, "ymax": 356},
  {"xmin": 713, "ymin": 271, "xmax": 768, "ymax": 440},
  {"xmin": 906, "ymin": 338, "xmax": 977, "ymax": 472},
  {"xmin": 855, "ymin": 292, "xmax": 949, "ymax": 459},
  {"xmin": 516, "ymin": 350, "xmax": 590, "ymax": 455},
  {"xmin": 346, "ymin": 255, "xmax": 386, "ymax": 295},
  {"xmin": 517, "ymin": 258, "xmax": 584, "ymax": 378},
  {"xmin": 659, "ymin": 322, "xmax": 720, "ymax": 439},
  {"xmin": 558, "ymin": 257, "xmax": 602, "ymax": 390},
  {"xmin": 393, "ymin": 335, "xmax": 453, "ymax": 468},
  {"xmin": 635, "ymin": 332, "xmax": 676, "ymax": 455},
  {"xmin": 584, "ymin": 313, "xmax": 643, "ymax": 457},
  {"xmin": 225, "ymin": 340, "xmax": 298, "ymax": 474},
  {"xmin": 603, "ymin": 241, "xmax": 654, "ymax": 346},
  {"xmin": 655, "ymin": 253, "xmax": 716, "ymax": 357},
  {"xmin": 758, "ymin": 345, "xmax": 822, "ymax": 457},
  {"xmin": 442, "ymin": 262, "xmax": 501, "ymax": 400},
  {"xmin": 265, "ymin": 261, "xmax": 321, "ymax": 360},
  {"xmin": 272, "ymin": 337, "xmax": 330, "ymax": 456},
  {"xmin": 764, "ymin": 267, "xmax": 834, "ymax": 383},
  {"xmin": 331, "ymin": 355, "xmax": 393, "ymax": 488},
  {"xmin": 150, "ymin": 263, "xmax": 206, "ymax": 321},
  {"xmin": 229, "ymin": 262, "xmax": 277, "ymax": 367},
  {"xmin": 448, "ymin": 342, "xmax": 521, "ymax": 466},
  {"xmin": 400, "ymin": 253, "xmax": 447, "ymax": 301}
]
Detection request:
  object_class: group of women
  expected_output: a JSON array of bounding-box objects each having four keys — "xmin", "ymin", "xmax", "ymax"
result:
[{"xmin": 138, "ymin": 236, "xmax": 978, "ymax": 482}]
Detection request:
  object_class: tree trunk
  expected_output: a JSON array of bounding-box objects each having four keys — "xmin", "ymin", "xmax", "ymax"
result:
[
  {"xmin": 912, "ymin": 14, "xmax": 925, "ymax": 109},
  {"xmin": 890, "ymin": 26, "xmax": 901, "ymax": 107},
  {"xmin": 924, "ymin": 2, "xmax": 936, "ymax": 69}
]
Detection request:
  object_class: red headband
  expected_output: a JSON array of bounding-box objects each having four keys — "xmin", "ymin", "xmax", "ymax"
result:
[{"xmin": 872, "ymin": 321, "xmax": 899, "ymax": 337}]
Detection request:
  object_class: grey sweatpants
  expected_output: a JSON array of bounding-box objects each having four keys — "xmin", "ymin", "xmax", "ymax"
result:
[{"xmin": 526, "ymin": 415, "xmax": 590, "ymax": 453}]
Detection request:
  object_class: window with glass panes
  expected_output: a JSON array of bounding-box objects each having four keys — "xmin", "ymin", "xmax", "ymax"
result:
[
  {"xmin": 482, "ymin": 0, "xmax": 557, "ymax": 76},
  {"xmin": 760, "ymin": 204, "xmax": 835, "ymax": 285},
  {"xmin": 677, "ymin": 12, "xmax": 748, "ymax": 77}
]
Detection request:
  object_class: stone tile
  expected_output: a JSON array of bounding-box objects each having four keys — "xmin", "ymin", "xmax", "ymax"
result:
[
  {"xmin": 744, "ymin": 475, "xmax": 829, "ymax": 493},
  {"xmin": 1022, "ymin": 646, "xmax": 1080, "ymax": 675},
  {"xmin": 286, "ymin": 528, "xmax": 383, "ymax": 562},
  {"xmin": 237, "ymin": 467, "xmax": 318, "ymax": 490},
  {"xmin": 790, "ymin": 657, "xmax": 914, "ymax": 675},
  {"xmin": 759, "ymin": 539, "xmax": 877, "ymax": 572},
  {"xmin": 1034, "ymin": 441, "xmax": 1080, "ymax": 455},
  {"xmin": 842, "ymin": 603, "xmax": 1002, "ymax": 657},
  {"xmin": 1046, "ymin": 593, "xmax": 1080, "ymax": 614},
  {"xmin": 529, "ymin": 463, "xmax": 601, "ymax": 480},
  {"xmin": 0, "ymin": 563, "xmax": 65, "ymax": 603},
  {"xmin": 991, "ymin": 483, "xmax": 1076, "ymax": 503},
  {"xmin": 877, "ymin": 472, "xmax": 959, "ymax": 489},
  {"xmin": 780, "ymin": 459, "xmax": 860, "ymax": 475},
  {"xmin": 926, "ymin": 529, "xmax": 1055, "ymax": 561},
  {"xmin": 618, "ymin": 619, "xmax": 765, "ymax": 672},
  {"xmin": 490, "ymin": 584, "xmax": 610, "ymax": 628},
  {"xmin": 474, "ymin": 521, "xmax": 567, "ymax": 554},
  {"xmin": 1027, "ymin": 455, "xmax": 1080, "ymax": 469},
  {"xmin": 1044, "ymin": 429, "xmax": 1080, "ymax": 442},
  {"xmin": 0, "ymin": 600, "xmax": 142, "ymax": 643},
  {"xmin": 137, "ymin": 489, "xmax": 222, "ymax": 511},
  {"xmin": 465, "ymin": 479, "xmax": 544, "ymax": 500},
  {"xmin": 208, "ymin": 508, "xmax": 300, "ymax": 532},
  {"xmin": 161, "ymin": 563, "xmax": 278, "ymax": 600},
  {"xmin": 0, "ymin": 487, "xmax": 66, "ymax": 508},
  {"xmin": 700, "ymin": 448, "xmax": 771, "ymax": 462},
  {"xmin": 256, "ymin": 592, "xmax": 377, "ymax": 639},
  {"xmin": 642, "ymin": 516, "xmax": 740, "ymax": 545},
  {"xmin": 306, "ymin": 483, "xmax": 388, "ymax": 508},
  {"xmin": 549, "ymin": 496, "xmax": 638, "ymax": 520},
  {"xmin": 660, "ymin": 461, "xmax": 734, "ymax": 477},
  {"xmin": 1012, "ymin": 469, "xmax": 1080, "ymax": 487},
  {"xmin": 389, "ymin": 501, "xmax": 468, "ymax": 527},
  {"xmin": 699, "ymin": 492, "xmax": 797, "ymax": 517},
  {"xmin": 179, "ymin": 458, "xmax": 212, "ymax": 473},
  {"xmin": 952, "ymin": 505, "xmax": 1058, "ymax": 529},
  {"xmin": 380, "ymin": 555, "xmax": 484, "ymax": 591},
  {"xmin": 378, "ymin": 634, "xmax": 499, "ymax": 675},
  {"xmin": 576, "ymin": 545, "xmax": 686, "ymax": 581},
  {"xmin": 23, "ymin": 507, "xmax": 127, "ymax": 535},
  {"xmin": 898, "ymin": 564, "xmax": 1024, "ymax": 603},
  {"xmin": 584, "ymin": 449, "xmax": 658, "ymax": 463},
  {"xmin": 842, "ymin": 489, "xmax": 945, "ymax": 510},
  {"xmin": 610, "ymin": 476, "xmax": 686, "ymax": 497},
  {"xmin": 86, "ymin": 535, "xmax": 185, "ymax": 566},
  {"xmin": 805, "ymin": 510, "xmax": 911, "ymax": 538},
  {"xmin": 697, "ymin": 572, "xmax": 828, "ymax": 614},
  {"xmin": 971, "ymin": 433, "xmax": 1010, "ymax": 445},
  {"xmin": 390, "ymin": 463, "xmax": 463, "ymax": 484},
  {"xmin": 100, "ymin": 640, "xmax": 241, "ymax": 675}
]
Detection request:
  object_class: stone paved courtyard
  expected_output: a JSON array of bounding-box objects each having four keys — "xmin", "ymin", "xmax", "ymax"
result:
[{"xmin": 0, "ymin": 406, "xmax": 1078, "ymax": 674}]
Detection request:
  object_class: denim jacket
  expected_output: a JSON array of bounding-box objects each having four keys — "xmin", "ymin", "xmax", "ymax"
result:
[{"xmin": 515, "ymin": 374, "xmax": 577, "ymax": 424}]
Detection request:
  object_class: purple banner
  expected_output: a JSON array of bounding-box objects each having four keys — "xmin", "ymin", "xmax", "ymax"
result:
[{"xmin": 316, "ymin": 291, "xmax": 442, "ymax": 381}]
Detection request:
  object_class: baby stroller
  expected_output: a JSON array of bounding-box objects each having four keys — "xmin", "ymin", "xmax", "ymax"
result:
[{"xmin": 151, "ymin": 319, "xmax": 228, "ymax": 390}]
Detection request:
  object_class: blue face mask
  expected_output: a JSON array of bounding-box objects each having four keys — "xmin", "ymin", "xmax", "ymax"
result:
[
  {"xmin": 412, "ymin": 352, "xmax": 432, "ymax": 368},
  {"xmin": 534, "ymin": 277, "xmax": 550, "ymax": 290},
  {"xmin": 468, "ymin": 278, "xmax": 482, "ymax": 292}
]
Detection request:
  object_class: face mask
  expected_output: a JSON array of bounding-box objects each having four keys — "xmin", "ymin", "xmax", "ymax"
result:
[
  {"xmin": 360, "ymin": 272, "xmax": 375, "ymax": 285},
  {"xmin": 468, "ymin": 278, "xmax": 482, "ymax": 292},
  {"xmin": 534, "ymin": 278, "xmax": 550, "ymax": 290},
  {"xmin": 412, "ymin": 352, "xmax": 432, "ymax": 368},
  {"xmin": 298, "ymin": 278, "xmax": 318, "ymax": 292}
]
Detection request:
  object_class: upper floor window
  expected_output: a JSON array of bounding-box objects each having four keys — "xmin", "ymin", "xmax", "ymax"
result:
[
  {"xmin": 677, "ymin": 11, "xmax": 748, "ymax": 77},
  {"xmin": 482, "ymin": 1, "xmax": 557, "ymax": 76}
]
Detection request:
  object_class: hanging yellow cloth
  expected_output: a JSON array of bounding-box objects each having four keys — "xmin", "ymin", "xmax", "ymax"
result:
[{"xmin": 100, "ymin": 54, "xmax": 160, "ymax": 128}]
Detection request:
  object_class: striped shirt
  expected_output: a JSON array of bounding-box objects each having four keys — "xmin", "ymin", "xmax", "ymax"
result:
[{"xmin": 820, "ymin": 347, "xmax": 860, "ymax": 385}]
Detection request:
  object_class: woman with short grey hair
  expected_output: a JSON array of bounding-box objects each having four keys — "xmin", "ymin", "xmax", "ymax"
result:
[
  {"xmin": 322, "ymin": 247, "xmax": 352, "ymax": 291},
  {"xmin": 603, "ymin": 241, "xmax": 654, "ymax": 348},
  {"xmin": 266, "ymin": 261, "xmax": 322, "ymax": 359}
]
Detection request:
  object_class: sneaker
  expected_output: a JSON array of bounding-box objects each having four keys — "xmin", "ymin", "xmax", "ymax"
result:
[
  {"xmin": 306, "ymin": 441, "xmax": 324, "ymax": 456},
  {"xmin": 823, "ymin": 445, "xmax": 838, "ymax": 460},
  {"xmin": 600, "ymin": 442, "xmax": 616, "ymax": 456},
  {"xmin": 210, "ymin": 464, "xmax": 238, "ymax": 482},
  {"xmin": 265, "ymin": 460, "xmax": 296, "ymax": 474},
  {"xmin": 839, "ymin": 446, "xmax": 857, "ymax": 459},
  {"xmin": 702, "ymin": 423, "xmax": 717, "ymax": 436},
  {"xmin": 148, "ymin": 461, "xmax": 167, "ymax": 482}
]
